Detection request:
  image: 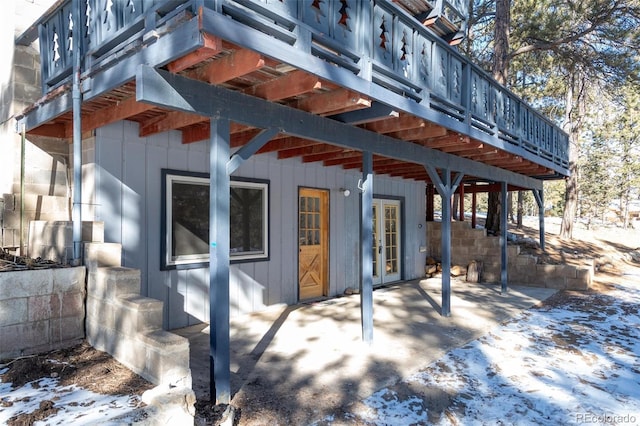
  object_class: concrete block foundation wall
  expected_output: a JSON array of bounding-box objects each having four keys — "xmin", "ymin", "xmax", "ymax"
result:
[
  {"xmin": 426, "ymin": 221, "xmax": 592, "ymax": 290},
  {"xmin": 84, "ymin": 242, "xmax": 192, "ymax": 388},
  {"xmin": 1, "ymin": 149, "xmax": 71, "ymax": 254},
  {"xmin": 0, "ymin": 266, "xmax": 86, "ymax": 360},
  {"xmin": 28, "ymin": 220, "xmax": 105, "ymax": 264}
]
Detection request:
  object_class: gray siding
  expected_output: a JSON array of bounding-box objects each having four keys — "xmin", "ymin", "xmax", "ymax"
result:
[{"xmin": 93, "ymin": 121, "xmax": 427, "ymax": 329}]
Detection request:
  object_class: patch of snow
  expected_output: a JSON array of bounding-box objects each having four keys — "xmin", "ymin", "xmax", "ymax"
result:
[
  {"xmin": 360, "ymin": 390, "xmax": 428, "ymax": 424},
  {"xmin": 337, "ymin": 276, "xmax": 640, "ymax": 425},
  {"xmin": 0, "ymin": 377, "xmax": 143, "ymax": 425}
]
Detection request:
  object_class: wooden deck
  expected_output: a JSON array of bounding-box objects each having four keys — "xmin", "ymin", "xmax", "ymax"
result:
[{"xmin": 17, "ymin": 0, "xmax": 569, "ymax": 184}]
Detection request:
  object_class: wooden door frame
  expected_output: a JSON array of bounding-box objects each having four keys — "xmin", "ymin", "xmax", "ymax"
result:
[{"xmin": 297, "ymin": 186, "xmax": 330, "ymax": 300}]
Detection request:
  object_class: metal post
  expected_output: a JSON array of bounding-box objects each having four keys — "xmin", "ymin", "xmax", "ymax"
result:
[
  {"xmin": 500, "ymin": 182, "xmax": 508, "ymax": 293},
  {"xmin": 441, "ymin": 170, "xmax": 452, "ymax": 316},
  {"xmin": 71, "ymin": 0, "xmax": 83, "ymax": 263},
  {"xmin": 360, "ymin": 150, "xmax": 374, "ymax": 343},
  {"xmin": 209, "ymin": 118, "xmax": 231, "ymax": 404},
  {"xmin": 20, "ymin": 125, "xmax": 25, "ymax": 255}
]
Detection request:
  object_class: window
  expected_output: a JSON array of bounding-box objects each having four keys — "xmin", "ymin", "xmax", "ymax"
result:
[{"xmin": 161, "ymin": 170, "xmax": 269, "ymax": 270}]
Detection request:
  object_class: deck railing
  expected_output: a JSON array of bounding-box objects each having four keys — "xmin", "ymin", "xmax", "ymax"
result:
[
  {"xmin": 33, "ymin": 0, "xmax": 568, "ymax": 168},
  {"xmin": 38, "ymin": 0, "xmax": 195, "ymax": 89}
]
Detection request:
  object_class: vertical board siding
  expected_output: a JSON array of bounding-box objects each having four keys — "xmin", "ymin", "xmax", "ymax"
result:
[
  {"xmin": 95, "ymin": 132, "xmax": 124, "ymax": 248},
  {"xmin": 95, "ymin": 121, "xmax": 426, "ymax": 329},
  {"xmin": 122, "ymin": 142, "xmax": 146, "ymax": 280},
  {"xmin": 146, "ymin": 143, "xmax": 170, "ymax": 326}
]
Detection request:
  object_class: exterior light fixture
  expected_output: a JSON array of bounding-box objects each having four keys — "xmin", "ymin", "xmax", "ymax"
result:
[{"xmin": 340, "ymin": 188, "xmax": 351, "ymax": 197}]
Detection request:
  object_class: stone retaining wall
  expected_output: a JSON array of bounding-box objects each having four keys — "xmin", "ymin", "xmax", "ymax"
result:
[
  {"xmin": 0, "ymin": 266, "xmax": 86, "ymax": 360},
  {"xmin": 426, "ymin": 221, "xmax": 593, "ymax": 290}
]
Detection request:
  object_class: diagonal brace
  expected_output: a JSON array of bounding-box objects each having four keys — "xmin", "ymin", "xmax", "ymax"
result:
[
  {"xmin": 227, "ymin": 127, "xmax": 279, "ymax": 174},
  {"xmin": 425, "ymin": 164, "xmax": 463, "ymax": 198}
]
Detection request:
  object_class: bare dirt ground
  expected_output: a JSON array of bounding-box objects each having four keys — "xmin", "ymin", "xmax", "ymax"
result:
[
  {"xmin": 0, "ymin": 342, "xmax": 154, "ymax": 425},
  {"xmin": 1, "ymin": 218, "xmax": 639, "ymax": 425}
]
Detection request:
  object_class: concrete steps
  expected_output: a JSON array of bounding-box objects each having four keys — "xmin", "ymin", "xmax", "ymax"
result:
[{"xmin": 84, "ymin": 242, "xmax": 191, "ymax": 388}]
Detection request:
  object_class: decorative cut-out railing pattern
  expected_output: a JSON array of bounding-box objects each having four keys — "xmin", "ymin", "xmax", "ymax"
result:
[
  {"xmin": 34, "ymin": 0, "xmax": 567, "ymax": 168},
  {"xmin": 38, "ymin": 0, "xmax": 194, "ymax": 91}
]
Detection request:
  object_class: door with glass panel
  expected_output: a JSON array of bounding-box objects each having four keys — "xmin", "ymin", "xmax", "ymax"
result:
[
  {"xmin": 372, "ymin": 199, "xmax": 401, "ymax": 285},
  {"xmin": 298, "ymin": 188, "xmax": 329, "ymax": 300}
]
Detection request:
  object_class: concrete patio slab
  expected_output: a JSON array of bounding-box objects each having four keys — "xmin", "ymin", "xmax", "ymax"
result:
[{"xmin": 175, "ymin": 278, "xmax": 557, "ymax": 424}]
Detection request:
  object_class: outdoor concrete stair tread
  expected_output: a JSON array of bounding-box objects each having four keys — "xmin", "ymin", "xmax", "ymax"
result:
[
  {"xmin": 91, "ymin": 266, "xmax": 141, "ymax": 298},
  {"xmin": 98, "ymin": 266, "xmax": 139, "ymax": 275},
  {"xmin": 117, "ymin": 294, "xmax": 164, "ymax": 310},
  {"xmin": 85, "ymin": 243, "xmax": 123, "ymax": 270},
  {"xmin": 139, "ymin": 329, "xmax": 189, "ymax": 350}
]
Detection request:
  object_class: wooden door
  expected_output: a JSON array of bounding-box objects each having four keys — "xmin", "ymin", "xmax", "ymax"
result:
[{"xmin": 298, "ymin": 188, "xmax": 329, "ymax": 300}]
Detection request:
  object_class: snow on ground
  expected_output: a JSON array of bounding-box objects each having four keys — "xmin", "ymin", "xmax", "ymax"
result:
[
  {"xmin": 344, "ymin": 273, "xmax": 640, "ymax": 425},
  {"xmin": 0, "ymin": 375, "xmax": 143, "ymax": 425},
  {"xmin": 3, "ymin": 274, "xmax": 640, "ymax": 425}
]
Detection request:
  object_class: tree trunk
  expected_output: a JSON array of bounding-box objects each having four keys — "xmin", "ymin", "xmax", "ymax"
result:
[
  {"xmin": 622, "ymin": 192, "xmax": 630, "ymax": 229},
  {"xmin": 492, "ymin": 0, "xmax": 511, "ymax": 85},
  {"xmin": 486, "ymin": 0, "xmax": 511, "ymax": 234},
  {"xmin": 485, "ymin": 192, "xmax": 502, "ymax": 234},
  {"xmin": 516, "ymin": 190, "xmax": 524, "ymax": 228},
  {"xmin": 559, "ymin": 72, "xmax": 583, "ymax": 240},
  {"xmin": 507, "ymin": 192, "xmax": 515, "ymax": 222},
  {"xmin": 560, "ymin": 162, "xmax": 578, "ymax": 239},
  {"xmin": 452, "ymin": 194, "xmax": 460, "ymax": 220}
]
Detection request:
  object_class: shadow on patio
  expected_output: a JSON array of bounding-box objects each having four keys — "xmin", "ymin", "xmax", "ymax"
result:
[{"xmin": 174, "ymin": 278, "xmax": 556, "ymax": 424}]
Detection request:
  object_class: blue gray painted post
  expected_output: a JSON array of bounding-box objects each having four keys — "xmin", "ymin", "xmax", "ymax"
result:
[
  {"xmin": 440, "ymin": 171, "xmax": 452, "ymax": 317},
  {"xmin": 360, "ymin": 150, "xmax": 374, "ymax": 343},
  {"xmin": 500, "ymin": 182, "xmax": 508, "ymax": 294},
  {"xmin": 209, "ymin": 118, "xmax": 231, "ymax": 404},
  {"xmin": 72, "ymin": 0, "xmax": 83, "ymax": 262},
  {"xmin": 532, "ymin": 189, "xmax": 545, "ymax": 251},
  {"xmin": 424, "ymin": 165, "xmax": 464, "ymax": 317}
]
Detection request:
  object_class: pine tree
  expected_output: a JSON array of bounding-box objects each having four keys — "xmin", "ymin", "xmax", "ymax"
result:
[{"xmin": 465, "ymin": 0, "xmax": 640, "ymax": 239}]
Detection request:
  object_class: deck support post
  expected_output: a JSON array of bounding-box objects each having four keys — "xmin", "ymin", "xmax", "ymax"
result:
[
  {"xmin": 209, "ymin": 117, "xmax": 231, "ymax": 404},
  {"xmin": 425, "ymin": 166, "xmax": 463, "ymax": 317},
  {"xmin": 532, "ymin": 189, "xmax": 545, "ymax": 251},
  {"xmin": 500, "ymin": 182, "xmax": 508, "ymax": 294},
  {"xmin": 71, "ymin": 0, "xmax": 83, "ymax": 263},
  {"xmin": 360, "ymin": 150, "xmax": 374, "ymax": 343}
]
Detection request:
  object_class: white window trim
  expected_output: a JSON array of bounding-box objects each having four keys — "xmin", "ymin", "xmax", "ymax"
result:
[
  {"xmin": 162, "ymin": 170, "xmax": 269, "ymax": 269},
  {"xmin": 229, "ymin": 179, "xmax": 270, "ymax": 261}
]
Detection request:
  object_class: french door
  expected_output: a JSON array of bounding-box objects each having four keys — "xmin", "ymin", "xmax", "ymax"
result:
[{"xmin": 372, "ymin": 199, "xmax": 401, "ymax": 285}]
